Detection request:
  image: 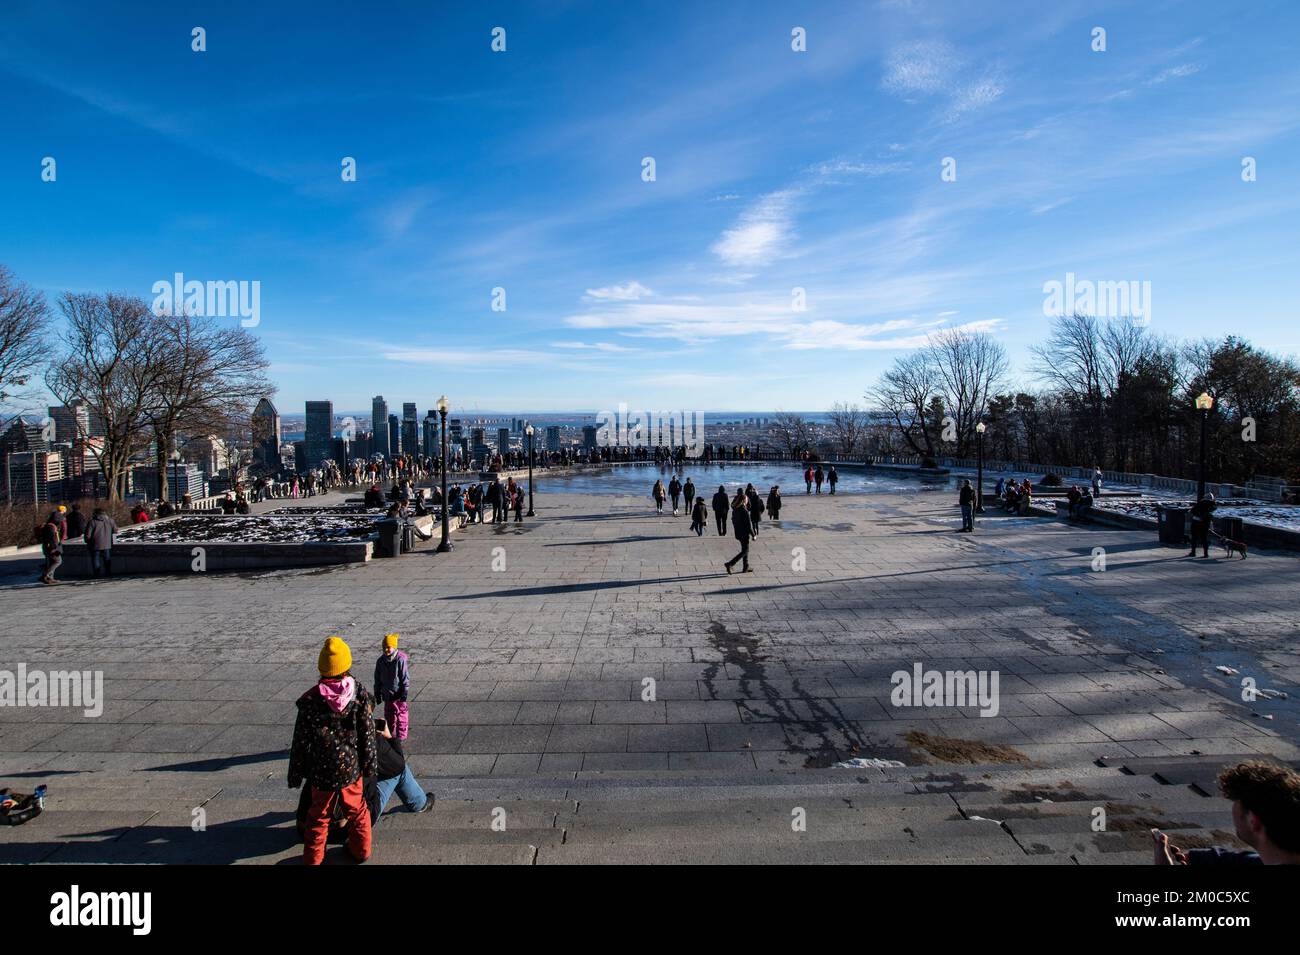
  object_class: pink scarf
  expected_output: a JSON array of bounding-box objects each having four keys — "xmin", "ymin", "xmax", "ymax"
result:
[{"xmin": 317, "ymin": 675, "xmax": 356, "ymax": 713}]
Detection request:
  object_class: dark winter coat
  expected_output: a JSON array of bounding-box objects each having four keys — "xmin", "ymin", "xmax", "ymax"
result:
[
  {"xmin": 747, "ymin": 492, "xmax": 764, "ymax": 523},
  {"xmin": 374, "ymin": 650, "xmax": 410, "ymax": 703},
  {"xmin": 959, "ymin": 485, "xmax": 975, "ymax": 506},
  {"xmin": 712, "ymin": 490, "xmax": 730, "ymax": 514},
  {"xmin": 683, "ymin": 481, "xmax": 696, "ymax": 503},
  {"xmin": 288, "ymin": 681, "xmax": 378, "ymax": 792},
  {"xmin": 731, "ymin": 505, "xmax": 752, "ymax": 541}
]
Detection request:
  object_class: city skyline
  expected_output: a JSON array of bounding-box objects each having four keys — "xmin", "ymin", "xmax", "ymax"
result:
[{"xmin": 3, "ymin": 1, "xmax": 1299, "ymax": 414}]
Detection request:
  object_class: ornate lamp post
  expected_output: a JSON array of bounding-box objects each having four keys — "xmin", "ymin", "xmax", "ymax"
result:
[
  {"xmin": 974, "ymin": 422, "xmax": 986, "ymax": 513},
  {"xmin": 436, "ymin": 395, "xmax": 452, "ymax": 553},
  {"xmin": 1195, "ymin": 391, "xmax": 1214, "ymax": 502},
  {"xmin": 525, "ymin": 424, "xmax": 536, "ymax": 517}
]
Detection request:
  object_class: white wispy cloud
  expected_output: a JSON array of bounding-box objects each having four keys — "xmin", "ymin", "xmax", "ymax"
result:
[
  {"xmin": 1149, "ymin": 63, "xmax": 1203, "ymax": 85},
  {"xmin": 883, "ymin": 40, "xmax": 959, "ymax": 95},
  {"xmin": 881, "ymin": 39, "xmax": 1004, "ymax": 122},
  {"xmin": 711, "ymin": 189, "xmax": 801, "ymax": 267},
  {"xmin": 583, "ymin": 281, "xmax": 652, "ymax": 301},
  {"xmin": 551, "ymin": 341, "xmax": 638, "ymax": 352}
]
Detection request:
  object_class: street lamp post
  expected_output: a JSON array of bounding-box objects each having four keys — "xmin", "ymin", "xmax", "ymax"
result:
[
  {"xmin": 436, "ymin": 396, "xmax": 452, "ymax": 552},
  {"xmin": 525, "ymin": 425, "xmax": 535, "ymax": 516},
  {"xmin": 974, "ymin": 422, "xmax": 986, "ymax": 513},
  {"xmin": 170, "ymin": 450, "xmax": 181, "ymax": 509},
  {"xmin": 1195, "ymin": 391, "xmax": 1214, "ymax": 501}
]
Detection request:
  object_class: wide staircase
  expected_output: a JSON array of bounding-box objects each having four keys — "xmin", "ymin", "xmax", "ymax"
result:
[{"xmin": 8, "ymin": 754, "xmax": 1274, "ymax": 864}]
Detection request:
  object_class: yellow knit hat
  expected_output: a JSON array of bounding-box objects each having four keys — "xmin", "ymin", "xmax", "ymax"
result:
[
  {"xmin": 318, "ymin": 637, "xmax": 352, "ymax": 677},
  {"xmin": 382, "ymin": 633, "xmax": 399, "ymax": 649}
]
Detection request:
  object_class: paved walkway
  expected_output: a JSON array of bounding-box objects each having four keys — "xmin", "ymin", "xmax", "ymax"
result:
[{"xmin": 1, "ymin": 485, "xmax": 1296, "ymax": 862}]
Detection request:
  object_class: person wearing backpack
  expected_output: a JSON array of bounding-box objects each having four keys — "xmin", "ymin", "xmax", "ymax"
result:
[{"xmin": 289, "ymin": 637, "xmax": 378, "ymax": 865}]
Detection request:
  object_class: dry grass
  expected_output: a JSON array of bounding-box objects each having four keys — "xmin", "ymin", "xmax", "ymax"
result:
[
  {"xmin": 0, "ymin": 498, "xmax": 134, "ymax": 548},
  {"xmin": 904, "ymin": 729, "xmax": 1033, "ymax": 765}
]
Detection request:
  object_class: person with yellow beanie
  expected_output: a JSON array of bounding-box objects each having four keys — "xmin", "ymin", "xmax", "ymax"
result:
[
  {"xmin": 373, "ymin": 633, "xmax": 411, "ymax": 741},
  {"xmin": 288, "ymin": 637, "xmax": 377, "ymax": 865}
]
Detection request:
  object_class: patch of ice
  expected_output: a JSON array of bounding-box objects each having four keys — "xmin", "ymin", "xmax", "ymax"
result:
[{"xmin": 834, "ymin": 757, "xmax": 907, "ymax": 769}]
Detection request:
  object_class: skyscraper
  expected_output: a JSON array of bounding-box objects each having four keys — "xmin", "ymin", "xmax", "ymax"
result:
[
  {"xmin": 388, "ymin": 414, "xmax": 401, "ymax": 456},
  {"xmin": 48, "ymin": 401, "xmax": 91, "ymax": 444},
  {"xmin": 304, "ymin": 401, "xmax": 333, "ymax": 469},
  {"xmin": 422, "ymin": 411, "xmax": 438, "ymax": 460},
  {"xmin": 251, "ymin": 397, "xmax": 281, "ymax": 473},
  {"xmin": 371, "ymin": 395, "xmax": 390, "ymax": 458},
  {"xmin": 497, "ymin": 427, "xmax": 510, "ymax": 456},
  {"xmin": 402, "ymin": 403, "xmax": 419, "ymax": 457},
  {"xmin": 545, "ymin": 426, "xmax": 561, "ymax": 452}
]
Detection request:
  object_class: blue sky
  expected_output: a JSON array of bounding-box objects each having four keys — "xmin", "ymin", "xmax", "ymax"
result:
[{"xmin": 3, "ymin": 0, "xmax": 1298, "ymax": 416}]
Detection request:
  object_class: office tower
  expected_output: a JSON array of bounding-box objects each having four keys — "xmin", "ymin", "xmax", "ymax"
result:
[
  {"xmin": 422, "ymin": 412, "xmax": 438, "ymax": 460},
  {"xmin": 372, "ymin": 396, "xmax": 390, "ymax": 458},
  {"xmin": 498, "ymin": 428, "xmax": 510, "ymax": 456},
  {"xmin": 388, "ymin": 414, "xmax": 401, "ymax": 456},
  {"xmin": 449, "ymin": 419, "xmax": 463, "ymax": 446},
  {"xmin": 545, "ymin": 426, "xmax": 560, "ymax": 452},
  {"xmin": 251, "ymin": 397, "xmax": 281, "ymax": 472},
  {"xmin": 47, "ymin": 401, "xmax": 91, "ymax": 444},
  {"xmin": 304, "ymin": 401, "xmax": 334, "ymax": 469},
  {"xmin": 582, "ymin": 425, "xmax": 598, "ymax": 449},
  {"xmin": 402, "ymin": 403, "xmax": 418, "ymax": 456}
]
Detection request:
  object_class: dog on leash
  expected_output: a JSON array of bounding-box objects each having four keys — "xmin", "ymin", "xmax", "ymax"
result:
[{"xmin": 1213, "ymin": 530, "xmax": 1248, "ymax": 559}]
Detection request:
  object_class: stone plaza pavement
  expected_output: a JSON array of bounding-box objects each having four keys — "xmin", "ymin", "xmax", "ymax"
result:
[{"xmin": 1, "ymin": 483, "xmax": 1297, "ymax": 863}]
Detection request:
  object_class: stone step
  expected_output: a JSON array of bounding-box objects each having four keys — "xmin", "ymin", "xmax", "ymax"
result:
[{"xmin": 531, "ymin": 837, "xmax": 1044, "ymax": 865}]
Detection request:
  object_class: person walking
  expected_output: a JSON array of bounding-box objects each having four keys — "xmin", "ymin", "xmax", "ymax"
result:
[
  {"xmin": 83, "ymin": 506, "xmax": 118, "ymax": 577},
  {"xmin": 690, "ymin": 496, "xmax": 708, "ymax": 536},
  {"xmin": 38, "ymin": 511, "xmax": 63, "ymax": 585},
  {"xmin": 487, "ymin": 479, "xmax": 501, "ymax": 523},
  {"xmin": 724, "ymin": 493, "xmax": 753, "ymax": 574},
  {"xmin": 814, "ymin": 464, "xmax": 824, "ymax": 494},
  {"xmin": 683, "ymin": 478, "xmax": 696, "ymax": 514},
  {"xmin": 746, "ymin": 483, "xmax": 764, "ymax": 538},
  {"xmin": 65, "ymin": 503, "xmax": 86, "ymax": 540},
  {"xmin": 1188, "ymin": 493, "xmax": 1217, "ymax": 558},
  {"xmin": 804, "ymin": 466, "xmax": 813, "ymax": 494},
  {"xmin": 828, "ymin": 466, "xmax": 838, "ymax": 495},
  {"xmin": 766, "ymin": 485, "xmax": 782, "ymax": 521},
  {"xmin": 711, "ymin": 485, "xmax": 729, "ymax": 536},
  {"xmin": 652, "ymin": 479, "xmax": 666, "ymax": 514},
  {"xmin": 1091, "ymin": 466, "xmax": 1103, "ymax": 498},
  {"xmin": 958, "ymin": 479, "xmax": 975, "ymax": 532},
  {"xmin": 513, "ymin": 481, "xmax": 525, "ymax": 522},
  {"xmin": 668, "ymin": 476, "xmax": 682, "ymax": 515},
  {"xmin": 289, "ymin": 637, "xmax": 377, "ymax": 866}
]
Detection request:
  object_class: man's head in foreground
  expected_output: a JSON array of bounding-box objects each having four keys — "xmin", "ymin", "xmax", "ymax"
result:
[{"xmin": 1154, "ymin": 759, "xmax": 1300, "ymax": 864}]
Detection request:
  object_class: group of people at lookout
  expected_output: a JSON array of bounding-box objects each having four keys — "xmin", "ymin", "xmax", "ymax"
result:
[{"xmin": 650, "ymin": 477, "xmax": 782, "ymax": 574}]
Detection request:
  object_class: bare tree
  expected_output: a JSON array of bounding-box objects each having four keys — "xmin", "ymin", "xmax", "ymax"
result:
[
  {"xmin": 869, "ymin": 351, "xmax": 942, "ymax": 458},
  {"xmin": 767, "ymin": 411, "xmax": 814, "ymax": 458},
  {"xmin": 148, "ymin": 311, "xmax": 273, "ymax": 502},
  {"xmin": 927, "ymin": 328, "xmax": 1009, "ymax": 456},
  {"xmin": 46, "ymin": 293, "xmax": 167, "ymax": 500},
  {"xmin": 827, "ymin": 401, "xmax": 868, "ymax": 457},
  {"xmin": 0, "ymin": 265, "xmax": 50, "ymax": 413}
]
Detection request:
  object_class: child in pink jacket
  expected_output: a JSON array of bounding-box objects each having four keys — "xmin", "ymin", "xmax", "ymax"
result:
[{"xmin": 373, "ymin": 633, "xmax": 411, "ymax": 740}]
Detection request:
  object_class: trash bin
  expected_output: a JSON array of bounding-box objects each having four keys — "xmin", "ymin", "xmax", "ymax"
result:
[
  {"xmin": 1156, "ymin": 506, "xmax": 1187, "ymax": 545},
  {"xmin": 376, "ymin": 518, "xmax": 401, "ymax": 558}
]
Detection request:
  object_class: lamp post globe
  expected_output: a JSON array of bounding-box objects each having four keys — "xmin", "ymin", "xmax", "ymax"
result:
[
  {"xmin": 974, "ymin": 422, "xmax": 986, "ymax": 513},
  {"xmin": 1195, "ymin": 392, "xmax": 1213, "ymax": 502}
]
